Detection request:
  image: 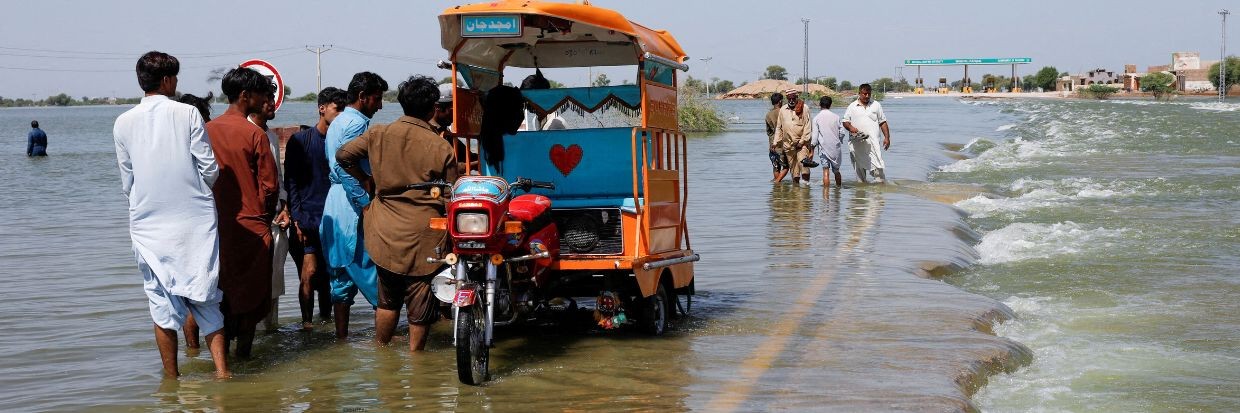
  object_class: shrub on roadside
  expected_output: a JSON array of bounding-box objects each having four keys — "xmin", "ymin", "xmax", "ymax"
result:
[{"xmin": 1079, "ymin": 84, "xmax": 1119, "ymax": 100}]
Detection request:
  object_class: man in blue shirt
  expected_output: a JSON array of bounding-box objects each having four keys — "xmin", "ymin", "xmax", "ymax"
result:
[
  {"xmin": 285, "ymin": 87, "xmax": 348, "ymax": 330},
  {"xmin": 320, "ymin": 72, "xmax": 387, "ymax": 338},
  {"xmin": 27, "ymin": 120, "xmax": 47, "ymax": 156}
]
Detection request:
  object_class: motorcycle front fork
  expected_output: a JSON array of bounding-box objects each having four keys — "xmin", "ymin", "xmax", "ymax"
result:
[{"xmin": 452, "ymin": 260, "xmax": 497, "ymax": 348}]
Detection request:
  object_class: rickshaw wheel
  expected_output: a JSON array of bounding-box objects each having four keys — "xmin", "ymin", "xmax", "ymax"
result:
[
  {"xmin": 456, "ymin": 304, "xmax": 489, "ymax": 385},
  {"xmin": 639, "ymin": 284, "xmax": 669, "ymax": 336}
]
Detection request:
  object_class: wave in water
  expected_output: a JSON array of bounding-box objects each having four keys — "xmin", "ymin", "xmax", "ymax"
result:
[
  {"xmin": 1188, "ymin": 101, "xmax": 1240, "ymax": 112},
  {"xmin": 955, "ymin": 178, "xmax": 1145, "ymax": 218},
  {"xmin": 974, "ymin": 222, "xmax": 1128, "ymax": 265}
]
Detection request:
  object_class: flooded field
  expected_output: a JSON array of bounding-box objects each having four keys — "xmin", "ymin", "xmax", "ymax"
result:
[{"xmin": 2, "ymin": 97, "xmax": 1233, "ymax": 411}]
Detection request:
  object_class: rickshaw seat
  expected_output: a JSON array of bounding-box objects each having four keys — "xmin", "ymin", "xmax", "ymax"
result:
[
  {"xmin": 549, "ymin": 196, "xmax": 640, "ymax": 213},
  {"xmin": 482, "ymin": 127, "xmax": 647, "ymax": 208}
]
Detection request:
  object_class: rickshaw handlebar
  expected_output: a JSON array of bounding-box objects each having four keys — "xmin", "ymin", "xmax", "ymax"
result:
[
  {"xmin": 406, "ymin": 180, "xmax": 452, "ymax": 190},
  {"xmin": 513, "ymin": 177, "xmax": 555, "ymax": 192}
]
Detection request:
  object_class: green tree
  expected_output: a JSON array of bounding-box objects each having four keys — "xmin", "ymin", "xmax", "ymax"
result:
[
  {"xmin": 548, "ymin": 79, "xmax": 566, "ymax": 89},
  {"xmin": 439, "ymin": 76, "xmax": 454, "ymax": 85},
  {"xmin": 712, "ymin": 79, "xmax": 735, "ymax": 93},
  {"xmin": 592, "ymin": 73, "xmax": 611, "ymax": 87},
  {"xmin": 1141, "ymin": 72, "xmax": 1176, "ymax": 100},
  {"xmin": 684, "ymin": 76, "xmax": 706, "ymax": 91},
  {"xmin": 763, "ymin": 65, "xmax": 788, "ymax": 80},
  {"xmin": 1208, "ymin": 56, "xmax": 1240, "ymax": 94},
  {"xmin": 1030, "ymin": 66, "xmax": 1060, "ymax": 91},
  {"xmin": 870, "ymin": 77, "xmax": 909, "ymax": 92},
  {"xmin": 297, "ymin": 92, "xmax": 317, "ymax": 101},
  {"xmin": 284, "ymin": 85, "xmax": 292, "ymax": 98},
  {"xmin": 839, "ymin": 80, "xmax": 853, "ymax": 91},
  {"xmin": 815, "ymin": 77, "xmax": 838, "ymax": 90},
  {"xmin": 1022, "ymin": 75, "xmax": 1036, "ymax": 91},
  {"xmin": 47, "ymin": 93, "xmax": 72, "ymax": 106}
]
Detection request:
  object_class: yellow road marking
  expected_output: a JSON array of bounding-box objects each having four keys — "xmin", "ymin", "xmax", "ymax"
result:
[{"xmin": 706, "ymin": 192, "xmax": 877, "ymax": 411}]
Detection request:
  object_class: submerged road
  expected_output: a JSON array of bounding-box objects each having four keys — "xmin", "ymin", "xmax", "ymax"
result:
[{"xmin": 0, "ymin": 99, "xmax": 1030, "ymax": 412}]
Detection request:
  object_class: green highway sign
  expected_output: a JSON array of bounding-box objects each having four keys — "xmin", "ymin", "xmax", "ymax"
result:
[{"xmin": 904, "ymin": 58, "xmax": 1032, "ymax": 65}]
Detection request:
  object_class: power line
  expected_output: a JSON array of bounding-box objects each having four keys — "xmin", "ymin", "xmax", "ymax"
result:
[
  {"xmin": 0, "ymin": 45, "xmax": 303, "ymax": 58},
  {"xmin": 334, "ymin": 46, "xmax": 440, "ymax": 64}
]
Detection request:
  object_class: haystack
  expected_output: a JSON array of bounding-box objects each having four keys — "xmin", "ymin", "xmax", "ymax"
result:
[{"xmin": 719, "ymin": 79, "xmax": 837, "ymax": 99}]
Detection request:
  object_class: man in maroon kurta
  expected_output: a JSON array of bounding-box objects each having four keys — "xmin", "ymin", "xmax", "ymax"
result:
[{"xmin": 206, "ymin": 67, "xmax": 279, "ymax": 357}]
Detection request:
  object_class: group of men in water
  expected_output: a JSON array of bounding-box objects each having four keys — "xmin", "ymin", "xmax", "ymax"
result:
[
  {"xmin": 765, "ymin": 83, "xmax": 892, "ymax": 192},
  {"xmin": 113, "ymin": 51, "xmax": 460, "ymax": 378}
]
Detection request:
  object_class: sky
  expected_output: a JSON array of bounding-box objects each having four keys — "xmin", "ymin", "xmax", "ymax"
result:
[{"xmin": 0, "ymin": 0, "xmax": 1235, "ymax": 99}]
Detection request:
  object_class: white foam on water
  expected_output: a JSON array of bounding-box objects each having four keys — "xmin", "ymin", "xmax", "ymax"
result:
[
  {"xmin": 1189, "ymin": 101, "xmax": 1240, "ymax": 112},
  {"xmin": 974, "ymin": 222, "xmax": 1127, "ymax": 265},
  {"xmin": 976, "ymin": 294, "xmax": 1232, "ymax": 412},
  {"xmin": 996, "ymin": 124, "xmax": 1017, "ymax": 132}
]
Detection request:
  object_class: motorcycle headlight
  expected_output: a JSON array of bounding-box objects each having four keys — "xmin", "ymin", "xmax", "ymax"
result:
[{"xmin": 455, "ymin": 213, "xmax": 489, "ymax": 234}]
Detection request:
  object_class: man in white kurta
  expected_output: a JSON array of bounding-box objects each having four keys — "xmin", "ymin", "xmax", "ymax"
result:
[
  {"xmin": 842, "ymin": 84, "xmax": 891, "ymax": 183},
  {"xmin": 112, "ymin": 51, "xmax": 229, "ymax": 378}
]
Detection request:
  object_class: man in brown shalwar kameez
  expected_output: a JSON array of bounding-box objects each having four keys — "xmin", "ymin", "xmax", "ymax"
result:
[
  {"xmin": 205, "ymin": 67, "xmax": 280, "ymax": 357},
  {"xmin": 337, "ymin": 75, "xmax": 458, "ymax": 351}
]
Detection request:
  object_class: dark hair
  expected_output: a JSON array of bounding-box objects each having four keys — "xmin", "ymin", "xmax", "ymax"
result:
[
  {"xmin": 220, "ymin": 67, "xmax": 275, "ymax": 103},
  {"xmin": 317, "ymin": 86, "xmax": 348, "ymax": 109},
  {"xmin": 346, "ymin": 72, "xmax": 389, "ymax": 103},
  {"xmin": 819, "ymin": 96, "xmax": 832, "ymax": 109},
  {"xmin": 177, "ymin": 92, "xmax": 214, "ymax": 122},
  {"xmin": 30, "ymin": 120, "xmax": 38, "ymax": 128},
  {"xmin": 397, "ymin": 75, "xmax": 439, "ymax": 119},
  {"xmin": 859, "ymin": 83, "xmax": 872, "ymax": 93},
  {"xmin": 520, "ymin": 69, "xmax": 551, "ymax": 90},
  {"xmin": 769, "ymin": 93, "xmax": 784, "ymax": 106},
  {"xmin": 480, "ymin": 85, "xmax": 525, "ymax": 169},
  {"xmin": 136, "ymin": 51, "xmax": 180, "ymax": 93}
]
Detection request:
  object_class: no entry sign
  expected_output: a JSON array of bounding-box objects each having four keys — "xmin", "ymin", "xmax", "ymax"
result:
[{"xmin": 240, "ymin": 59, "xmax": 284, "ymax": 112}]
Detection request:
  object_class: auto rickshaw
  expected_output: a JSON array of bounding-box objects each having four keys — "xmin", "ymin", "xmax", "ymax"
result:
[{"xmin": 431, "ymin": 0, "xmax": 698, "ymax": 384}]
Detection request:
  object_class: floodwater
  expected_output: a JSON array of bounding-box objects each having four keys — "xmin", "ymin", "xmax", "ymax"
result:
[{"xmin": 0, "ymin": 97, "xmax": 1234, "ymax": 412}]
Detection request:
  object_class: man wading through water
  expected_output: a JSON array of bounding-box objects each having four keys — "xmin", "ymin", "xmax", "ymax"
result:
[
  {"xmin": 775, "ymin": 89, "xmax": 812, "ymax": 185},
  {"xmin": 112, "ymin": 51, "xmax": 229, "ymax": 378},
  {"xmin": 205, "ymin": 67, "xmax": 280, "ymax": 358},
  {"xmin": 765, "ymin": 93, "xmax": 789, "ymax": 182},
  {"xmin": 842, "ymin": 83, "xmax": 891, "ymax": 183}
]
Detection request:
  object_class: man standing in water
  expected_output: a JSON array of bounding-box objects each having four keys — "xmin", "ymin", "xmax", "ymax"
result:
[
  {"xmin": 811, "ymin": 96, "xmax": 845, "ymax": 193},
  {"xmin": 28, "ymin": 120, "xmax": 48, "ymax": 156},
  {"xmin": 285, "ymin": 87, "xmax": 348, "ymax": 329},
  {"xmin": 206, "ymin": 67, "xmax": 280, "ymax": 357},
  {"xmin": 842, "ymin": 84, "xmax": 891, "ymax": 183},
  {"xmin": 321, "ymin": 72, "xmax": 388, "ymax": 338},
  {"xmin": 765, "ymin": 93, "xmax": 788, "ymax": 182},
  {"xmin": 337, "ymin": 75, "xmax": 457, "ymax": 351},
  {"xmin": 112, "ymin": 51, "xmax": 229, "ymax": 378},
  {"xmin": 776, "ymin": 89, "xmax": 812, "ymax": 184},
  {"xmin": 249, "ymin": 100, "xmax": 292, "ymax": 332}
]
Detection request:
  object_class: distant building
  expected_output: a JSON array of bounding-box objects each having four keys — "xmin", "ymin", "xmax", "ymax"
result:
[
  {"xmin": 1058, "ymin": 68, "xmax": 1121, "ymax": 91},
  {"xmin": 1168, "ymin": 52, "xmax": 1218, "ymax": 92}
]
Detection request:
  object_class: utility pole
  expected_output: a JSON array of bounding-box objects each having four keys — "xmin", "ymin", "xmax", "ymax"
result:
[
  {"xmin": 700, "ymin": 57, "xmax": 713, "ymax": 97},
  {"xmin": 802, "ymin": 18, "xmax": 810, "ymax": 95},
  {"xmin": 1221, "ymin": 10, "xmax": 1230, "ymax": 102},
  {"xmin": 306, "ymin": 45, "xmax": 333, "ymax": 94}
]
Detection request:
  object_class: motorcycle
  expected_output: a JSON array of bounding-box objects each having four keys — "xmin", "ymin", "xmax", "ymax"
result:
[{"xmin": 417, "ymin": 176, "xmax": 559, "ymax": 385}]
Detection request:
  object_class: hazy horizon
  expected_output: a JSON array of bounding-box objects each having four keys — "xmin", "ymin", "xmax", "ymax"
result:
[{"xmin": 0, "ymin": 0, "xmax": 1234, "ymax": 99}]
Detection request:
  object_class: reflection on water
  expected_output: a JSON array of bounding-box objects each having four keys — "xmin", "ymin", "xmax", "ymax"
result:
[{"xmin": 1, "ymin": 100, "xmax": 1030, "ymax": 411}]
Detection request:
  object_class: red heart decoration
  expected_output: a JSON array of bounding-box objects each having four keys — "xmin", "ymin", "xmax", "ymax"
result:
[{"xmin": 549, "ymin": 144, "xmax": 583, "ymax": 177}]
